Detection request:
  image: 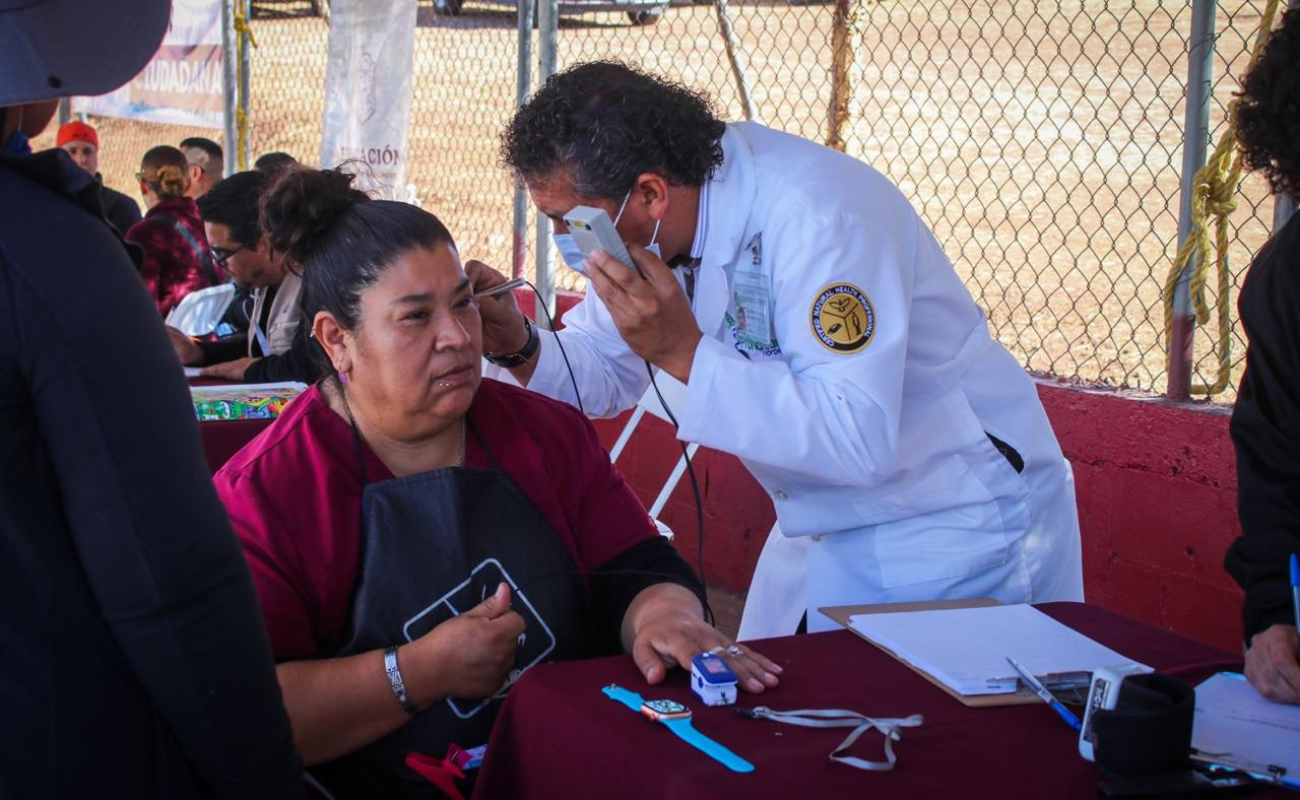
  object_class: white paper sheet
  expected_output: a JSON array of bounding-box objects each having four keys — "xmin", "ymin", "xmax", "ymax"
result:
[
  {"xmin": 183, "ymin": 366, "xmax": 202, "ymax": 378},
  {"xmin": 848, "ymin": 604, "xmax": 1145, "ymax": 695},
  {"xmin": 1191, "ymin": 672, "xmax": 1300, "ymax": 782}
]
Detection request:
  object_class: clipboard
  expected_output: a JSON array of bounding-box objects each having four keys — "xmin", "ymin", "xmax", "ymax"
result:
[{"xmin": 820, "ymin": 598, "xmax": 1041, "ymax": 708}]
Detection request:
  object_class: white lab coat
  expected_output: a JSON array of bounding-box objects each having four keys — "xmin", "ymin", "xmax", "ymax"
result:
[{"xmin": 522, "ymin": 122, "xmax": 1083, "ymax": 638}]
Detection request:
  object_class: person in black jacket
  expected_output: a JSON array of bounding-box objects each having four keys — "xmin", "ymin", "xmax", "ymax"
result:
[
  {"xmin": 168, "ymin": 169, "xmax": 324, "ymax": 384},
  {"xmin": 0, "ymin": 0, "xmax": 306, "ymax": 796},
  {"xmin": 1224, "ymin": 7, "xmax": 1300, "ymax": 705},
  {"xmin": 56, "ymin": 119, "xmax": 143, "ymax": 235}
]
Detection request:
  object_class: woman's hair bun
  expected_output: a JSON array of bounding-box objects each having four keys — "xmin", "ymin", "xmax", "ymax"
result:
[
  {"xmin": 260, "ymin": 167, "xmax": 370, "ymax": 266},
  {"xmin": 155, "ymin": 165, "xmax": 187, "ymax": 198}
]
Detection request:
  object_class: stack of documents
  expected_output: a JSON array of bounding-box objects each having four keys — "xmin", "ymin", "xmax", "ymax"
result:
[
  {"xmin": 849, "ymin": 604, "xmax": 1144, "ymax": 696},
  {"xmin": 1191, "ymin": 672, "xmax": 1300, "ymax": 784}
]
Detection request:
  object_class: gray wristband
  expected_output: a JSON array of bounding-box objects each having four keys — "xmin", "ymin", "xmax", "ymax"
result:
[{"xmin": 384, "ymin": 645, "xmax": 419, "ymax": 715}]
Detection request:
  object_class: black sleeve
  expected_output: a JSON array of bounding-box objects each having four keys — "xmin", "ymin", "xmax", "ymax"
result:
[
  {"xmin": 1225, "ymin": 218, "xmax": 1300, "ymax": 643},
  {"xmin": 196, "ymin": 334, "xmax": 249, "ymax": 366},
  {"xmin": 587, "ymin": 536, "xmax": 705, "ymax": 654},
  {"xmin": 6, "ymin": 214, "xmax": 303, "ymax": 796},
  {"xmin": 104, "ymin": 192, "xmax": 143, "ymax": 236},
  {"xmin": 243, "ymin": 317, "xmax": 325, "ymax": 384}
]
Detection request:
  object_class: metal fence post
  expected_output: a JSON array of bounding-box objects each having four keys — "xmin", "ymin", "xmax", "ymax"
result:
[
  {"xmin": 512, "ymin": 0, "xmax": 535, "ymax": 282},
  {"xmin": 534, "ymin": 0, "xmax": 559, "ymax": 328},
  {"xmin": 221, "ymin": 0, "xmax": 239, "ymax": 179},
  {"xmin": 238, "ymin": 0, "xmax": 251, "ymax": 171},
  {"xmin": 57, "ymin": 98, "xmax": 70, "ymax": 127},
  {"xmin": 1168, "ymin": 0, "xmax": 1217, "ymax": 401}
]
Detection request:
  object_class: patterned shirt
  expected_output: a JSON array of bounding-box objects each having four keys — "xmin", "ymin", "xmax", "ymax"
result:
[{"xmin": 125, "ymin": 196, "xmax": 215, "ymax": 316}]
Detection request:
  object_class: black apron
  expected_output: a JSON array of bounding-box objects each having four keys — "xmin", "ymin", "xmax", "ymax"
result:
[{"xmin": 311, "ymin": 421, "xmax": 588, "ymax": 800}]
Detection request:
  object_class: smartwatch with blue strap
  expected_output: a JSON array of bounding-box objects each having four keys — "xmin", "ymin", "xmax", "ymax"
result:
[{"xmin": 603, "ymin": 684, "xmax": 754, "ymax": 773}]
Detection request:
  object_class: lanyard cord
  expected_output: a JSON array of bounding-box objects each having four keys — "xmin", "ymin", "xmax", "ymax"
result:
[{"xmin": 736, "ymin": 706, "xmax": 924, "ymax": 771}]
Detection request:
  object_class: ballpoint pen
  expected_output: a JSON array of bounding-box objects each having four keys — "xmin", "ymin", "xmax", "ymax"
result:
[
  {"xmin": 1007, "ymin": 656, "xmax": 1082, "ymax": 731},
  {"xmin": 474, "ymin": 277, "xmax": 526, "ymax": 299},
  {"xmin": 1291, "ymin": 553, "xmax": 1299, "ymax": 631}
]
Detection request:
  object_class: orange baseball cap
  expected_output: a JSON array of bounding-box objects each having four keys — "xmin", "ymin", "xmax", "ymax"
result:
[{"xmin": 56, "ymin": 120, "xmax": 99, "ymax": 150}]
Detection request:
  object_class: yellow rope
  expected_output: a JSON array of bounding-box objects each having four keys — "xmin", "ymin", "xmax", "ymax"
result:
[
  {"xmin": 233, "ymin": 6, "xmax": 258, "ymax": 171},
  {"xmin": 1163, "ymin": 0, "xmax": 1282, "ymax": 396}
]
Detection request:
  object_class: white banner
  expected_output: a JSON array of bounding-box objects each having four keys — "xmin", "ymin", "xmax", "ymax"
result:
[
  {"xmin": 319, "ymin": 0, "xmax": 418, "ymax": 201},
  {"xmin": 72, "ymin": 0, "xmax": 224, "ymax": 129}
]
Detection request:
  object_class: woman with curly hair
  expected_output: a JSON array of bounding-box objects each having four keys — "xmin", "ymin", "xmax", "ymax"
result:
[
  {"xmin": 1224, "ymin": 7, "xmax": 1300, "ymax": 705},
  {"xmin": 472, "ymin": 61, "xmax": 1083, "ymax": 639}
]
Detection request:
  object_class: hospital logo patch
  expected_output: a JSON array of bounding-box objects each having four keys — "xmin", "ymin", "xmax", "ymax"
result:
[{"xmin": 810, "ymin": 283, "xmax": 874, "ymax": 354}]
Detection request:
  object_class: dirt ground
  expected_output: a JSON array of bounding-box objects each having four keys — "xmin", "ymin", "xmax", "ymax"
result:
[{"xmin": 37, "ymin": 0, "xmax": 1281, "ymax": 400}]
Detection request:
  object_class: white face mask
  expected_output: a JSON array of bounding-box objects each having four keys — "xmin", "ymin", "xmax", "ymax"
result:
[
  {"xmin": 553, "ymin": 232, "xmax": 588, "ymax": 273},
  {"xmin": 552, "ymin": 189, "xmax": 662, "ymax": 275}
]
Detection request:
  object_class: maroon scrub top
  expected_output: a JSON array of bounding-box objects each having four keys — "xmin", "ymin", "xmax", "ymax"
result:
[{"xmin": 214, "ymin": 378, "xmax": 660, "ymax": 659}]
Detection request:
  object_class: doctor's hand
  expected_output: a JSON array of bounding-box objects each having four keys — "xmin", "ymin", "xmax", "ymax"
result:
[
  {"xmin": 412, "ymin": 582, "xmax": 526, "ymax": 705},
  {"xmin": 586, "ymin": 245, "xmax": 703, "ymax": 384},
  {"xmin": 1244, "ymin": 623, "xmax": 1300, "ymax": 704},
  {"xmin": 466, "ymin": 259, "xmax": 530, "ymax": 356},
  {"xmin": 622, "ymin": 583, "xmax": 782, "ymax": 694}
]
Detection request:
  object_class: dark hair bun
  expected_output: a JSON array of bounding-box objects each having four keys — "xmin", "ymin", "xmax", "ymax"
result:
[{"xmin": 260, "ymin": 167, "xmax": 370, "ymax": 266}]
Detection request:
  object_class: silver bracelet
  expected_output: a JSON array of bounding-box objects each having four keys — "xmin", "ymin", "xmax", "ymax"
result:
[{"xmin": 384, "ymin": 645, "xmax": 419, "ymax": 715}]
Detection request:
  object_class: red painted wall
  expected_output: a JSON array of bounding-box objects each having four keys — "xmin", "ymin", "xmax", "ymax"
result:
[{"xmin": 536, "ymin": 291, "xmax": 1248, "ymax": 653}]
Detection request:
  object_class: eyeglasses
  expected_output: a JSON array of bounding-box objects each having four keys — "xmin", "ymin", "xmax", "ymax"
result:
[{"xmin": 211, "ymin": 244, "xmax": 245, "ymax": 270}]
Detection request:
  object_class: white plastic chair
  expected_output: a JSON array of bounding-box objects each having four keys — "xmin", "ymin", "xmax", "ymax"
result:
[
  {"xmin": 607, "ymin": 372, "xmax": 697, "ymax": 540},
  {"xmin": 165, "ymin": 282, "xmax": 236, "ymax": 336}
]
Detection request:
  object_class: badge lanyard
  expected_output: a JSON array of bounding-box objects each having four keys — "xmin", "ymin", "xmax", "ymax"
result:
[{"xmin": 735, "ymin": 706, "xmax": 923, "ymax": 771}]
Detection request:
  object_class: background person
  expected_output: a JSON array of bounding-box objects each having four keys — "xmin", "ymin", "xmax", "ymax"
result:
[
  {"xmin": 180, "ymin": 135, "xmax": 224, "ymax": 199},
  {"xmin": 215, "ymin": 167, "xmax": 779, "ymax": 797},
  {"xmin": 0, "ymin": 0, "xmax": 303, "ymax": 796},
  {"xmin": 476, "ymin": 61, "xmax": 1083, "ymax": 638},
  {"xmin": 169, "ymin": 169, "xmax": 323, "ymax": 383},
  {"xmin": 56, "ymin": 119, "xmax": 142, "ymax": 235},
  {"xmin": 255, "ymin": 150, "xmax": 299, "ymax": 177},
  {"xmin": 126, "ymin": 144, "xmax": 219, "ymax": 316},
  {"xmin": 1224, "ymin": 6, "xmax": 1300, "ymax": 705}
]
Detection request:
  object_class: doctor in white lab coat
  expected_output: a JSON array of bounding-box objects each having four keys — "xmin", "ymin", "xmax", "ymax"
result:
[{"xmin": 474, "ymin": 61, "xmax": 1083, "ymax": 640}]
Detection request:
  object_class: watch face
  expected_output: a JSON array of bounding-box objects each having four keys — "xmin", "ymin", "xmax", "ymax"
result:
[{"xmin": 642, "ymin": 699, "xmax": 691, "ymax": 720}]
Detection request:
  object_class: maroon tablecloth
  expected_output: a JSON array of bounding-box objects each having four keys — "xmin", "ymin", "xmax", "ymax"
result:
[
  {"xmin": 474, "ymin": 602, "xmax": 1275, "ymax": 799},
  {"xmin": 200, "ymin": 418, "xmax": 271, "ymax": 473}
]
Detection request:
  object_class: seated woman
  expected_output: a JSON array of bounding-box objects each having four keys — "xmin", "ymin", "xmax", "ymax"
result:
[{"xmin": 213, "ymin": 168, "xmax": 781, "ymax": 799}]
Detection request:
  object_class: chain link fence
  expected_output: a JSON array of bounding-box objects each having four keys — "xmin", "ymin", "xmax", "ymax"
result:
[{"xmin": 30, "ymin": 0, "xmax": 1288, "ymax": 400}]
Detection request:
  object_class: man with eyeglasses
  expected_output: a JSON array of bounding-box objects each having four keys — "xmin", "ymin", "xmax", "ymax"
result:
[{"xmin": 168, "ymin": 170, "xmax": 321, "ymax": 383}]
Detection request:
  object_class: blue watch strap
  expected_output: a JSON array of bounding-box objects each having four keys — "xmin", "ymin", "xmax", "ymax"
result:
[
  {"xmin": 662, "ymin": 717, "xmax": 754, "ymax": 773},
  {"xmin": 603, "ymin": 684, "xmax": 646, "ymax": 712}
]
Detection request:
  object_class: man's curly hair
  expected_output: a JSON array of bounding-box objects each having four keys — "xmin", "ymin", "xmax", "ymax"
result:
[
  {"xmin": 501, "ymin": 61, "xmax": 726, "ymax": 199},
  {"xmin": 1235, "ymin": 7, "xmax": 1300, "ymax": 200}
]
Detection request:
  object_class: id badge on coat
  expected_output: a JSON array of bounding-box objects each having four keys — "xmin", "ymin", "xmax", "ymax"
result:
[{"xmin": 732, "ymin": 269, "xmax": 773, "ymax": 347}]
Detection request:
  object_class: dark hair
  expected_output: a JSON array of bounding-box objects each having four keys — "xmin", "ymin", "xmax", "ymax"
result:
[
  {"xmin": 197, "ymin": 170, "xmax": 269, "ymax": 246},
  {"xmin": 260, "ymin": 167, "xmax": 455, "ymax": 334},
  {"xmin": 254, "ymin": 151, "xmax": 299, "ymax": 177},
  {"xmin": 140, "ymin": 145, "xmax": 189, "ymax": 198},
  {"xmin": 1236, "ymin": 8, "xmax": 1300, "ymax": 200},
  {"xmin": 501, "ymin": 61, "xmax": 726, "ymax": 199},
  {"xmin": 179, "ymin": 136, "xmax": 223, "ymax": 163}
]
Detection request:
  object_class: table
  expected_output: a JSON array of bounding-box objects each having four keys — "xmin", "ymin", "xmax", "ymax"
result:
[
  {"xmin": 474, "ymin": 603, "xmax": 1282, "ymax": 799},
  {"xmin": 200, "ymin": 418, "xmax": 271, "ymax": 473},
  {"xmin": 189, "ymin": 377, "xmax": 274, "ymax": 473}
]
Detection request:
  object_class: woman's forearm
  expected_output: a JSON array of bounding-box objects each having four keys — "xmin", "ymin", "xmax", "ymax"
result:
[{"xmin": 277, "ymin": 644, "xmax": 441, "ymax": 766}]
